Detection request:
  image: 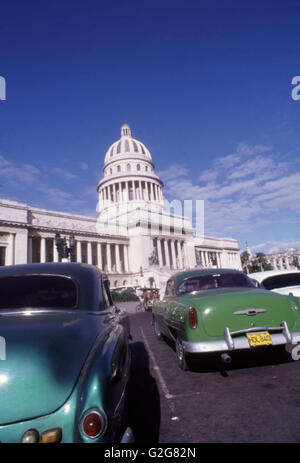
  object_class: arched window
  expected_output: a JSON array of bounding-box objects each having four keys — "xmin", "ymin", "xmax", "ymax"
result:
[
  {"xmin": 127, "ymin": 163, "xmax": 131, "ymax": 172},
  {"xmin": 117, "ymin": 165, "xmax": 121, "ymax": 172},
  {"xmin": 137, "ymin": 164, "xmax": 140, "ymax": 171}
]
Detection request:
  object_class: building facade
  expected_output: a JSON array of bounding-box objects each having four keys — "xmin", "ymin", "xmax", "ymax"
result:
[
  {"xmin": 265, "ymin": 249, "xmax": 300, "ymax": 270},
  {"xmin": 0, "ymin": 124, "xmax": 241, "ymax": 289}
]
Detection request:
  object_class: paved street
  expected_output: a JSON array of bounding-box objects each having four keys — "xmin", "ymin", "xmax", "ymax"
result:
[{"xmin": 122, "ymin": 306, "xmax": 300, "ymax": 443}]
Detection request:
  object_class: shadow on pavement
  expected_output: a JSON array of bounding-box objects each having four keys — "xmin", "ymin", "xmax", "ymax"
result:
[
  {"xmin": 189, "ymin": 345, "xmax": 294, "ymax": 374},
  {"xmin": 163, "ymin": 336, "xmax": 294, "ymax": 374},
  {"xmin": 127, "ymin": 341, "xmax": 161, "ymax": 443}
]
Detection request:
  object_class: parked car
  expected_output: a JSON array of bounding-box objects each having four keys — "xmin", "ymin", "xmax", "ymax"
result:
[
  {"xmin": 152, "ymin": 268, "xmax": 300, "ymax": 370},
  {"xmin": 0, "ymin": 263, "xmax": 133, "ymax": 443},
  {"xmin": 250, "ymin": 269, "xmax": 300, "ymax": 297}
]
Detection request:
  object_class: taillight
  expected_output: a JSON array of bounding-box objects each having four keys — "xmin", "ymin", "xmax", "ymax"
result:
[
  {"xmin": 189, "ymin": 307, "xmax": 197, "ymax": 329},
  {"xmin": 81, "ymin": 409, "xmax": 106, "ymax": 439}
]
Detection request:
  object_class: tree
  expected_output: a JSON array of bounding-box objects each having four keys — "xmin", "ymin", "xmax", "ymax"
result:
[
  {"xmin": 240, "ymin": 251, "xmax": 250, "ymax": 274},
  {"xmin": 251, "ymin": 252, "xmax": 273, "ymax": 272}
]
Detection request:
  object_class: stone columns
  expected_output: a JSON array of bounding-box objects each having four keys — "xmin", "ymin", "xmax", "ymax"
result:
[
  {"xmin": 152, "ymin": 183, "xmax": 156, "ymax": 201},
  {"xmin": 124, "ymin": 245, "xmax": 129, "ymax": 272},
  {"xmin": 76, "ymin": 241, "xmax": 82, "ymax": 263},
  {"xmin": 106, "ymin": 244, "xmax": 112, "ymax": 273},
  {"xmin": 177, "ymin": 241, "xmax": 183, "ymax": 269},
  {"xmin": 285, "ymin": 256, "xmax": 290, "ymax": 270},
  {"xmin": 53, "ymin": 238, "xmax": 59, "ymax": 262},
  {"xmin": 97, "ymin": 243, "xmax": 102, "ymax": 270},
  {"xmin": 170, "ymin": 240, "xmax": 176, "ymax": 269},
  {"xmin": 163, "ymin": 240, "xmax": 170, "ymax": 267},
  {"xmin": 182, "ymin": 242, "xmax": 188, "ymax": 268},
  {"xmin": 5, "ymin": 233, "xmax": 14, "ymax": 266},
  {"xmin": 157, "ymin": 239, "xmax": 163, "ymax": 266},
  {"xmin": 115, "ymin": 244, "xmax": 121, "ymax": 273},
  {"xmin": 156, "ymin": 185, "xmax": 160, "ymax": 202},
  {"xmin": 278, "ymin": 257, "xmax": 284, "ymax": 270},
  {"xmin": 28, "ymin": 236, "xmax": 33, "ymax": 264},
  {"xmin": 40, "ymin": 237, "xmax": 46, "ymax": 263},
  {"xmin": 87, "ymin": 242, "xmax": 93, "ymax": 265}
]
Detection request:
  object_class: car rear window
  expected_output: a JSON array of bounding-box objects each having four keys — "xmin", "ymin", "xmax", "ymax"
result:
[
  {"xmin": 178, "ymin": 273, "xmax": 255, "ymax": 294},
  {"xmin": 0, "ymin": 275, "xmax": 78, "ymax": 310},
  {"xmin": 262, "ymin": 273, "xmax": 300, "ymax": 290}
]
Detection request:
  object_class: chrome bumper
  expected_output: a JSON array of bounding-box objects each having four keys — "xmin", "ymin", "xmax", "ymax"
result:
[{"xmin": 183, "ymin": 322, "xmax": 300, "ymax": 354}]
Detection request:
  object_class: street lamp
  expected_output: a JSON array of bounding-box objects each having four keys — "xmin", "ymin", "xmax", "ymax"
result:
[{"xmin": 55, "ymin": 232, "xmax": 75, "ymax": 262}]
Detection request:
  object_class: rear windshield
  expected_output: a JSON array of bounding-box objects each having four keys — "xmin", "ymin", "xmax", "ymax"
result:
[
  {"xmin": 262, "ymin": 273, "xmax": 300, "ymax": 290},
  {"xmin": 0, "ymin": 275, "xmax": 78, "ymax": 310},
  {"xmin": 178, "ymin": 273, "xmax": 255, "ymax": 295}
]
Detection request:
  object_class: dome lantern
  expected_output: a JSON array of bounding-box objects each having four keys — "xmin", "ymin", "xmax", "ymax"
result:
[{"xmin": 121, "ymin": 124, "xmax": 131, "ymax": 138}]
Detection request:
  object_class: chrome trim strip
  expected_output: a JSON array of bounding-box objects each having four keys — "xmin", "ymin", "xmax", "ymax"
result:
[
  {"xmin": 182, "ymin": 330, "xmax": 300, "ymax": 354},
  {"xmin": 229, "ymin": 325, "xmax": 284, "ymax": 336},
  {"xmin": 0, "ymin": 309, "xmax": 112, "ymax": 316}
]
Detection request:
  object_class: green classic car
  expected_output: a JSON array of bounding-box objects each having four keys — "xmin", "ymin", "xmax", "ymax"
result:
[
  {"xmin": 0, "ymin": 263, "xmax": 133, "ymax": 443},
  {"xmin": 152, "ymin": 268, "xmax": 300, "ymax": 370}
]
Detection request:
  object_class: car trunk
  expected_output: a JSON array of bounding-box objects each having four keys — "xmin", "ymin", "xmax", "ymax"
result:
[
  {"xmin": 183, "ymin": 288, "xmax": 295, "ymax": 338},
  {"xmin": 0, "ymin": 311, "xmax": 99, "ymax": 425}
]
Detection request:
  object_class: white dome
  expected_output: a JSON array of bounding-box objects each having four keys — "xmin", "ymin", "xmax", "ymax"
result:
[{"xmin": 104, "ymin": 124, "xmax": 152, "ymax": 165}]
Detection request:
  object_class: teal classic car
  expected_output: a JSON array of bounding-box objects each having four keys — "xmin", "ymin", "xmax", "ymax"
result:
[
  {"xmin": 152, "ymin": 269, "xmax": 300, "ymax": 370},
  {"xmin": 0, "ymin": 263, "xmax": 133, "ymax": 443}
]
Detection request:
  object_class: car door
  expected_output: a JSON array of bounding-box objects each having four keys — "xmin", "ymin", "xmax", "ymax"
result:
[{"xmin": 157, "ymin": 279, "xmax": 176, "ymax": 339}]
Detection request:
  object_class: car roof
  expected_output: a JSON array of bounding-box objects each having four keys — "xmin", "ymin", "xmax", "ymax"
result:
[
  {"xmin": 0, "ymin": 261, "xmax": 103, "ymax": 275},
  {"xmin": 172, "ymin": 268, "xmax": 244, "ymax": 285},
  {"xmin": 249, "ymin": 269, "xmax": 300, "ymax": 283}
]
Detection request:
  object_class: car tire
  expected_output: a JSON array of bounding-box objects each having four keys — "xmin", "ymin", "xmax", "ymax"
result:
[
  {"xmin": 153, "ymin": 318, "xmax": 162, "ymax": 340},
  {"xmin": 176, "ymin": 337, "xmax": 189, "ymax": 371}
]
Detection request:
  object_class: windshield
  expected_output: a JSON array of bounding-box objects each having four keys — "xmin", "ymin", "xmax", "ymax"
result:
[
  {"xmin": 262, "ymin": 273, "xmax": 300, "ymax": 290},
  {"xmin": 0, "ymin": 275, "xmax": 78, "ymax": 310},
  {"xmin": 178, "ymin": 273, "xmax": 255, "ymax": 295}
]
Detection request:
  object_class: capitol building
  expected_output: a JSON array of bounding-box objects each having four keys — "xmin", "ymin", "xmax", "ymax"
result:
[{"xmin": 0, "ymin": 124, "xmax": 241, "ymax": 290}]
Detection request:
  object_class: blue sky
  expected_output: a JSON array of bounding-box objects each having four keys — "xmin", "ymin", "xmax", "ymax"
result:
[{"xmin": 0, "ymin": 0, "xmax": 300, "ymax": 254}]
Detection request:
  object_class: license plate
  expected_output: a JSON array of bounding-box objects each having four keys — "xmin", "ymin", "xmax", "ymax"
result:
[{"xmin": 247, "ymin": 332, "xmax": 272, "ymax": 347}]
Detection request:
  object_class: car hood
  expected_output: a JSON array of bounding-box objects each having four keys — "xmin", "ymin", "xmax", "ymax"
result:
[
  {"xmin": 272, "ymin": 286, "xmax": 300, "ymax": 297},
  {"xmin": 181, "ymin": 288, "xmax": 297, "ymax": 337},
  {"xmin": 0, "ymin": 311, "xmax": 100, "ymax": 425}
]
